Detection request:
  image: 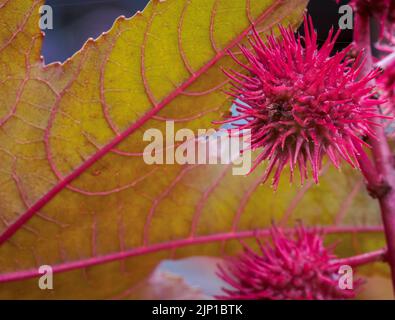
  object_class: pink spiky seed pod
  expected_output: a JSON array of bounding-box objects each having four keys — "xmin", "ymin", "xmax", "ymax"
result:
[
  {"xmin": 216, "ymin": 226, "xmax": 362, "ymax": 300},
  {"xmin": 218, "ymin": 16, "xmax": 385, "ymax": 188}
]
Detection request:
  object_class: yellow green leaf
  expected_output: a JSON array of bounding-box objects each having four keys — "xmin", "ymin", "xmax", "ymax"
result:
[{"xmin": 0, "ymin": 0, "xmax": 312, "ymax": 298}]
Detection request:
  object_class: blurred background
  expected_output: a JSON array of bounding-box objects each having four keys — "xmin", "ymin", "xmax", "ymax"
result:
[
  {"xmin": 43, "ymin": 0, "xmax": 150, "ymax": 62},
  {"xmin": 42, "ymin": 0, "xmax": 353, "ymax": 64}
]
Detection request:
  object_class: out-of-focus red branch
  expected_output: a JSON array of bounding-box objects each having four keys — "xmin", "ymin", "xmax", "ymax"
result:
[
  {"xmin": 376, "ymin": 51, "xmax": 395, "ymax": 69},
  {"xmin": 354, "ymin": 12, "xmax": 395, "ymax": 295},
  {"xmin": 332, "ymin": 248, "xmax": 387, "ymax": 267}
]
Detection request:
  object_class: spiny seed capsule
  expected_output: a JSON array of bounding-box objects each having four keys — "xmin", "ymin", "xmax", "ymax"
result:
[
  {"xmin": 216, "ymin": 226, "xmax": 362, "ymax": 300},
  {"xmin": 218, "ymin": 16, "xmax": 385, "ymax": 188}
]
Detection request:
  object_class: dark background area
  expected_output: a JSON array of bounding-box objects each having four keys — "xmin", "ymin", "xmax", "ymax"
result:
[
  {"xmin": 42, "ymin": 0, "xmax": 353, "ymax": 64},
  {"xmin": 43, "ymin": 0, "xmax": 150, "ymax": 62}
]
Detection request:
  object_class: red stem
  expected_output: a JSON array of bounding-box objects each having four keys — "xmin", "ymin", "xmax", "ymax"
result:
[
  {"xmin": 376, "ymin": 52, "xmax": 395, "ymax": 69},
  {"xmin": 0, "ymin": 225, "xmax": 382, "ymax": 283},
  {"xmin": 333, "ymin": 248, "xmax": 387, "ymax": 268},
  {"xmin": 354, "ymin": 13, "xmax": 395, "ymax": 295},
  {"xmin": 355, "ymin": 143, "xmax": 382, "ymax": 192}
]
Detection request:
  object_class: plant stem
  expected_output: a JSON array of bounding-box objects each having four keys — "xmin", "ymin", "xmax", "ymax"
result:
[
  {"xmin": 333, "ymin": 248, "xmax": 387, "ymax": 268},
  {"xmin": 354, "ymin": 13, "xmax": 395, "ymax": 295},
  {"xmin": 376, "ymin": 51, "xmax": 395, "ymax": 69},
  {"xmin": 354, "ymin": 143, "xmax": 382, "ymax": 195}
]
